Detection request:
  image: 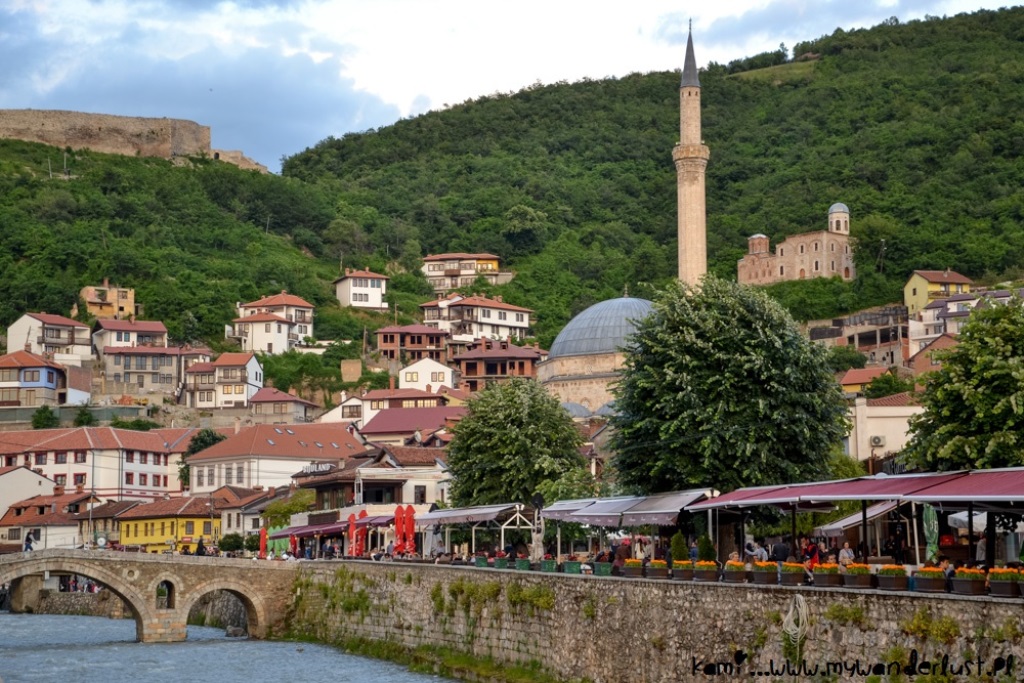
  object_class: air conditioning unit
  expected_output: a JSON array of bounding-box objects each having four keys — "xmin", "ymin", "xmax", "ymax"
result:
[{"xmin": 870, "ymin": 435, "xmax": 886, "ymax": 447}]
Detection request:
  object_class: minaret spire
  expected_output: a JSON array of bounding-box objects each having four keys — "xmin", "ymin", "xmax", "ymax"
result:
[{"xmin": 674, "ymin": 24, "xmax": 710, "ymax": 286}]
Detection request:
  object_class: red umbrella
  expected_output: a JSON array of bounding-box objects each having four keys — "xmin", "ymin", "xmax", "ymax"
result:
[
  {"xmin": 356, "ymin": 509, "xmax": 368, "ymax": 556},
  {"xmin": 259, "ymin": 527, "xmax": 267, "ymax": 559},
  {"xmin": 289, "ymin": 534, "xmax": 298, "ymax": 556},
  {"xmin": 393, "ymin": 505, "xmax": 406, "ymax": 554},
  {"xmin": 347, "ymin": 514, "xmax": 357, "ymax": 556},
  {"xmin": 404, "ymin": 504, "xmax": 416, "ymax": 554}
]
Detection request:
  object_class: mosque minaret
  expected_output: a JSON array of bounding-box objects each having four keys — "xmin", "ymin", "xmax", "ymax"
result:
[{"xmin": 673, "ymin": 25, "xmax": 710, "ymax": 286}]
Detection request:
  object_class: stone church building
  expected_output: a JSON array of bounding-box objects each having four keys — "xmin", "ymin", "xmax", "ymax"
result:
[{"xmin": 737, "ymin": 202, "xmax": 857, "ymax": 285}]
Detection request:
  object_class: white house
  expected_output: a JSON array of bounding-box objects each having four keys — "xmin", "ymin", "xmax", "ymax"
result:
[
  {"xmin": 0, "ymin": 350, "xmax": 80, "ymax": 407},
  {"xmin": 0, "ymin": 487, "xmax": 101, "ymax": 552},
  {"xmin": 846, "ymin": 393, "xmax": 924, "ymax": 462},
  {"xmin": 230, "ymin": 291, "xmax": 315, "ymax": 354},
  {"xmin": 317, "ymin": 394, "xmax": 366, "ymax": 427},
  {"xmin": 7, "ymin": 312, "xmax": 92, "ymax": 366},
  {"xmin": 334, "ymin": 268, "xmax": 389, "ymax": 312},
  {"xmin": 398, "ymin": 358, "xmax": 455, "ymax": 392},
  {"xmin": 183, "ymin": 352, "xmax": 263, "ymax": 409},
  {"xmin": 421, "ymin": 294, "xmax": 531, "ymax": 342},
  {"xmin": 249, "ymin": 387, "xmax": 319, "ymax": 424},
  {"xmin": 0, "ymin": 465, "xmax": 55, "ymax": 522},
  {"xmin": 91, "ymin": 319, "xmax": 168, "ymax": 352},
  {"xmin": 185, "ymin": 423, "xmax": 373, "ymax": 496}
]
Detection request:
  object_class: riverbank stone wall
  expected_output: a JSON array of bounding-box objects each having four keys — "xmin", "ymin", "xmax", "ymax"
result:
[{"xmin": 287, "ymin": 562, "xmax": 1024, "ymax": 683}]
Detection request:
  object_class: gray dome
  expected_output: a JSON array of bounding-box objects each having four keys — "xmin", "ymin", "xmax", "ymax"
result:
[
  {"xmin": 561, "ymin": 402, "xmax": 593, "ymax": 418},
  {"xmin": 829, "ymin": 202, "xmax": 850, "ymax": 214},
  {"xmin": 595, "ymin": 401, "xmax": 618, "ymax": 417},
  {"xmin": 548, "ymin": 297, "xmax": 654, "ymax": 359}
]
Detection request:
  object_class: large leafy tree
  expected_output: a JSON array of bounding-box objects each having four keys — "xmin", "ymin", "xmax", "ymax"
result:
[
  {"xmin": 904, "ymin": 298, "xmax": 1024, "ymax": 471},
  {"xmin": 447, "ymin": 378, "xmax": 584, "ymax": 506},
  {"xmin": 610, "ymin": 277, "xmax": 849, "ymax": 494}
]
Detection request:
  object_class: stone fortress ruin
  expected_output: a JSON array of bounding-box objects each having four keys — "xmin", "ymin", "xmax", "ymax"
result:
[{"xmin": 0, "ymin": 109, "xmax": 267, "ymax": 173}]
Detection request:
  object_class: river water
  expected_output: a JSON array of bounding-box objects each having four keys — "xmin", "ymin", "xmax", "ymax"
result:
[{"xmin": 0, "ymin": 613, "xmax": 443, "ymax": 683}]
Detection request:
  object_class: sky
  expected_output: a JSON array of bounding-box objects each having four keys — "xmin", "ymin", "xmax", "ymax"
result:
[{"xmin": 0, "ymin": 0, "xmax": 1014, "ymax": 173}]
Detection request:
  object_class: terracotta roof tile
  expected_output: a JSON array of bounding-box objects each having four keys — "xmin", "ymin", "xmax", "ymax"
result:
[
  {"xmin": 912, "ymin": 270, "xmax": 973, "ymax": 285},
  {"xmin": 212, "ymin": 352, "xmax": 255, "ymax": 367},
  {"xmin": 27, "ymin": 312, "xmax": 89, "ymax": 328},
  {"xmin": 240, "ymin": 291, "xmax": 314, "ymax": 309},
  {"xmin": 187, "ymin": 423, "xmax": 371, "ymax": 462},
  {"xmin": 839, "ymin": 367, "xmax": 888, "ymax": 386},
  {"xmin": 866, "ymin": 391, "xmax": 920, "ymax": 407},
  {"xmin": 249, "ymin": 387, "xmax": 317, "ymax": 406},
  {"xmin": 94, "ymin": 320, "xmax": 168, "ymax": 333},
  {"xmin": 422, "ymin": 253, "xmax": 500, "ymax": 261},
  {"xmin": 0, "ymin": 350, "xmax": 65, "ymax": 370},
  {"xmin": 359, "ymin": 407, "xmax": 467, "ymax": 436}
]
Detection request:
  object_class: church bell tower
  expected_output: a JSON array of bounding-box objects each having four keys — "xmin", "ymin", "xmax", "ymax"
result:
[{"xmin": 674, "ymin": 26, "xmax": 710, "ymax": 286}]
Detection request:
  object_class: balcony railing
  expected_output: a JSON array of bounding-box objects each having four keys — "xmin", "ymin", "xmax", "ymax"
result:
[{"xmin": 37, "ymin": 336, "xmax": 72, "ymax": 346}]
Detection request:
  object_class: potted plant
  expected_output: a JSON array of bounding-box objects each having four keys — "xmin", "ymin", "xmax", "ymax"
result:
[
  {"xmin": 952, "ymin": 567, "xmax": 987, "ymax": 595},
  {"xmin": 812, "ymin": 562, "xmax": 843, "ymax": 587},
  {"xmin": 669, "ymin": 531, "xmax": 688, "ymax": 572},
  {"xmin": 622, "ymin": 557, "xmax": 644, "ymax": 578},
  {"xmin": 752, "ymin": 560, "xmax": 777, "ymax": 585},
  {"xmin": 723, "ymin": 560, "xmax": 747, "ymax": 583},
  {"xmin": 843, "ymin": 563, "xmax": 873, "ymax": 588},
  {"xmin": 672, "ymin": 559, "xmax": 694, "ymax": 581},
  {"xmin": 540, "ymin": 553, "xmax": 557, "ymax": 573},
  {"xmin": 563, "ymin": 554, "xmax": 582, "ymax": 575},
  {"xmin": 779, "ymin": 562, "xmax": 806, "ymax": 586},
  {"xmin": 474, "ymin": 553, "xmax": 489, "ymax": 568},
  {"xmin": 876, "ymin": 564, "xmax": 909, "ymax": 591},
  {"xmin": 594, "ymin": 558, "xmax": 613, "ymax": 576},
  {"xmin": 987, "ymin": 567, "xmax": 1020, "ymax": 598},
  {"xmin": 913, "ymin": 566, "xmax": 947, "ymax": 593},
  {"xmin": 693, "ymin": 560, "xmax": 719, "ymax": 582},
  {"xmin": 514, "ymin": 553, "xmax": 531, "ymax": 571},
  {"xmin": 646, "ymin": 558, "xmax": 669, "ymax": 579},
  {"xmin": 493, "ymin": 550, "xmax": 509, "ymax": 569}
]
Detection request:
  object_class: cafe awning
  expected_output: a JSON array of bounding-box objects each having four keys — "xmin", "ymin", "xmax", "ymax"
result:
[
  {"xmin": 539, "ymin": 498, "xmax": 600, "ymax": 521},
  {"xmin": 569, "ymin": 496, "xmax": 645, "ymax": 527},
  {"xmin": 356, "ymin": 514, "xmax": 395, "ymax": 528},
  {"xmin": 901, "ymin": 468, "xmax": 1024, "ymax": 509},
  {"xmin": 416, "ymin": 504, "xmax": 524, "ymax": 526},
  {"xmin": 813, "ymin": 501, "xmax": 898, "ymax": 538},
  {"xmin": 268, "ymin": 525, "xmax": 303, "ymax": 540},
  {"xmin": 620, "ymin": 489, "xmax": 715, "ymax": 526}
]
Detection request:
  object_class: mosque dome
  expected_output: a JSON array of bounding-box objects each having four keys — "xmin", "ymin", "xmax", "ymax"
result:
[
  {"xmin": 828, "ymin": 202, "xmax": 850, "ymax": 214},
  {"xmin": 548, "ymin": 297, "xmax": 654, "ymax": 360}
]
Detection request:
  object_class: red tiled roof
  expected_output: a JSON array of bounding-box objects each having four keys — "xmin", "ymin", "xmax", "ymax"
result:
[
  {"xmin": 232, "ymin": 313, "xmax": 294, "ymax": 324},
  {"xmin": 187, "ymin": 423, "xmax": 371, "ymax": 462},
  {"xmin": 0, "ymin": 426, "xmax": 218, "ymax": 457},
  {"xmin": 383, "ymin": 446, "xmax": 447, "ymax": 467},
  {"xmin": 0, "ymin": 491, "xmax": 97, "ymax": 527},
  {"xmin": 376, "ymin": 324, "xmax": 449, "ymax": 335},
  {"xmin": 213, "ymin": 352, "xmax": 255, "ymax": 367},
  {"xmin": 94, "ymin": 320, "xmax": 167, "ymax": 333},
  {"xmin": 866, "ymin": 391, "xmax": 920, "ymax": 407},
  {"xmin": 448, "ymin": 296, "xmax": 532, "ymax": 313},
  {"xmin": 240, "ymin": 291, "xmax": 314, "ymax": 309},
  {"xmin": 361, "ymin": 388, "xmax": 440, "ymax": 401},
  {"xmin": 422, "ymin": 253, "xmax": 500, "ymax": 262},
  {"xmin": 249, "ymin": 387, "xmax": 317, "ymax": 406},
  {"xmin": 79, "ymin": 500, "xmax": 142, "ymax": 519},
  {"xmin": 186, "ymin": 362, "xmax": 214, "ymax": 374},
  {"xmin": 452, "ymin": 344, "xmax": 542, "ymax": 361},
  {"xmin": 839, "ymin": 367, "xmax": 888, "ymax": 386},
  {"xmin": 419, "ymin": 293, "xmax": 464, "ymax": 309},
  {"xmin": 912, "ymin": 270, "xmax": 973, "ymax": 285},
  {"xmin": 333, "ymin": 269, "xmax": 389, "ymax": 283},
  {"xmin": 359, "ymin": 407, "xmax": 468, "ymax": 436},
  {"xmin": 27, "ymin": 312, "xmax": 89, "ymax": 328},
  {"xmin": 117, "ymin": 496, "xmax": 214, "ymax": 520},
  {"xmin": 0, "ymin": 350, "xmax": 65, "ymax": 370}
]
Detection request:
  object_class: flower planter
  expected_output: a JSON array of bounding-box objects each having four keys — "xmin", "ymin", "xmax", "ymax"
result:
[
  {"xmin": 877, "ymin": 575, "xmax": 909, "ymax": 591},
  {"xmin": 514, "ymin": 559, "xmax": 531, "ymax": 571},
  {"xmin": 622, "ymin": 566, "xmax": 644, "ymax": 578},
  {"xmin": 780, "ymin": 572, "xmax": 805, "ymax": 586},
  {"xmin": 646, "ymin": 567, "xmax": 669, "ymax": 580},
  {"xmin": 594, "ymin": 562, "xmax": 613, "ymax": 577},
  {"xmin": 951, "ymin": 578, "xmax": 987, "ymax": 596},
  {"xmin": 752, "ymin": 571, "xmax": 776, "ymax": 585},
  {"xmin": 913, "ymin": 576, "xmax": 947, "ymax": 594},
  {"xmin": 493, "ymin": 558, "xmax": 509, "ymax": 569},
  {"xmin": 672, "ymin": 568, "xmax": 694, "ymax": 581},
  {"xmin": 540, "ymin": 559, "xmax": 557, "ymax": 573},
  {"xmin": 693, "ymin": 569, "xmax": 719, "ymax": 582},
  {"xmin": 988, "ymin": 581, "xmax": 1020, "ymax": 598},
  {"xmin": 843, "ymin": 573, "xmax": 873, "ymax": 588},
  {"xmin": 813, "ymin": 573, "xmax": 843, "ymax": 588},
  {"xmin": 722, "ymin": 571, "xmax": 746, "ymax": 584},
  {"xmin": 474, "ymin": 556, "xmax": 489, "ymax": 568},
  {"xmin": 563, "ymin": 561, "xmax": 582, "ymax": 575}
]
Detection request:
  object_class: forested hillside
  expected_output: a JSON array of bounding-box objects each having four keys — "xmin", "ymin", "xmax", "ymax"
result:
[{"xmin": 4, "ymin": 7, "xmax": 1024, "ymax": 350}]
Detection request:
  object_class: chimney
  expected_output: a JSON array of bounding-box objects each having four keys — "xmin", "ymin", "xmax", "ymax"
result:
[
  {"xmin": 53, "ymin": 485, "xmax": 65, "ymax": 496},
  {"xmin": 24, "ymin": 343, "xmax": 31, "ymax": 353},
  {"xmin": 426, "ymin": 384, "xmax": 432, "ymax": 394},
  {"xmin": 103, "ymin": 277, "xmax": 109, "ymax": 288},
  {"xmin": 496, "ymin": 296, "xmax": 503, "ymax": 303},
  {"xmin": 281, "ymin": 289, "xmax": 287, "ymax": 294},
  {"xmin": 389, "ymin": 375, "xmax": 395, "ymax": 391},
  {"xmin": 234, "ymin": 417, "xmax": 241, "ymax": 434},
  {"xmin": 267, "ymin": 486, "xmax": 276, "ymax": 497},
  {"xmin": 75, "ymin": 484, "xmax": 84, "ymax": 494}
]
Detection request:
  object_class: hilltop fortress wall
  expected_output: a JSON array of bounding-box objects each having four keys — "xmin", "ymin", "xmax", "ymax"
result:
[{"xmin": 0, "ymin": 110, "xmax": 266, "ymax": 172}]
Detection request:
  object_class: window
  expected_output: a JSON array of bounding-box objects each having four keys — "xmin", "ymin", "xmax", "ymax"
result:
[
  {"xmin": 370, "ymin": 400, "xmax": 385, "ymax": 410},
  {"xmin": 780, "ymin": 266, "xmax": 785, "ymax": 276},
  {"xmin": 414, "ymin": 485, "xmax": 427, "ymax": 504},
  {"xmin": 498, "ymin": 311, "xmax": 507, "ymax": 320},
  {"xmin": 404, "ymin": 372, "xmax": 418, "ymax": 382},
  {"xmin": 55, "ymin": 452, "xmax": 67, "ymax": 464},
  {"xmin": 222, "ymin": 385, "xmax": 232, "ymax": 395},
  {"xmin": 912, "ymin": 288, "xmax": 917, "ymax": 296},
  {"xmin": 431, "ymin": 372, "xmax": 445, "ymax": 383},
  {"xmin": 140, "ymin": 474, "xmax": 147, "ymax": 486},
  {"xmin": 196, "ymin": 468, "xmax": 204, "ymax": 487},
  {"xmin": 203, "ymin": 521, "xmax": 212, "ymax": 535},
  {"xmin": 234, "ymin": 385, "xmax": 244, "ymax": 394},
  {"xmin": 33, "ymin": 453, "xmax": 46, "ymax": 466},
  {"xmin": 24, "ymin": 370, "xmax": 39, "ymax": 382},
  {"xmin": 482, "ymin": 310, "xmax": 491, "ymax": 318},
  {"xmin": 0, "ymin": 369, "xmax": 15, "ymax": 382},
  {"xmin": 126, "ymin": 452, "xmax": 134, "ymax": 463},
  {"xmin": 75, "ymin": 452, "xmax": 86, "ymax": 463},
  {"xmin": 225, "ymin": 465, "xmax": 233, "ymax": 483},
  {"xmin": 125, "ymin": 473, "xmax": 134, "ymax": 485},
  {"xmin": 236, "ymin": 465, "xmax": 244, "ymax": 484},
  {"xmin": 207, "ymin": 466, "xmax": 214, "ymax": 486},
  {"xmin": 185, "ymin": 521, "xmax": 194, "ymax": 535},
  {"xmin": 799, "ymin": 245, "xmax": 804, "ymax": 254},
  {"xmin": 140, "ymin": 453, "xmax": 148, "ymax": 465},
  {"xmin": 7, "ymin": 529, "xmax": 19, "ymax": 541},
  {"xmin": 54, "ymin": 474, "xmax": 66, "ymax": 486},
  {"xmin": 265, "ymin": 323, "xmax": 271, "ymax": 333},
  {"xmin": 515, "ymin": 313, "xmax": 524, "ymax": 322},
  {"xmin": 341, "ymin": 405, "xmax": 361, "ymax": 418}
]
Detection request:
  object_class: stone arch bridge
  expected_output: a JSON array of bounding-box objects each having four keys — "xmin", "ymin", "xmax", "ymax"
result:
[{"xmin": 0, "ymin": 549, "xmax": 298, "ymax": 642}]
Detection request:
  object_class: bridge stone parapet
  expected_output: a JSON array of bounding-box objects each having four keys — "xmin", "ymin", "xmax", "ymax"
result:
[{"xmin": 0, "ymin": 550, "xmax": 298, "ymax": 643}]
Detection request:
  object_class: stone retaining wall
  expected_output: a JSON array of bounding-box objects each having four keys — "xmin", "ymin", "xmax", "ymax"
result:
[{"xmin": 288, "ymin": 562, "xmax": 1024, "ymax": 683}]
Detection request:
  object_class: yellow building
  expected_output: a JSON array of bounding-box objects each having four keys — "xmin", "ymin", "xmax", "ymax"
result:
[
  {"xmin": 75, "ymin": 278, "xmax": 141, "ymax": 320},
  {"xmin": 117, "ymin": 496, "xmax": 221, "ymax": 554},
  {"xmin": 420, "ymin": 252, "xmax": 514, "ymax": 294},
  {"xmin": 903, "ymin": 270, "xmax": 973, "ymax": 316}
]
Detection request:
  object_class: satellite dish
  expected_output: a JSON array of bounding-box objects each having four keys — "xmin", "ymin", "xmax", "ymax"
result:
[{"xmin": 96, "ymin": 537, "xmax": 107, "ymax": 548}]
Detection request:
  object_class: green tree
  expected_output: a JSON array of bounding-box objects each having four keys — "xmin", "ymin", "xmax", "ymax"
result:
[
  {"xmin": 72, "ymin": 405, "xmax": 97, "ymax": 427},
  {"xmin": 31, "ymin": 405, "xmax": 60, "ymax": 429},
  {"xmin": 826, "ymin": 345, "xmax": 867, "ymax": 373},
  {"xmin": 244, "ymin": 534, "xmax": 261, "ymax": 554},
  {"xmin": 863, "ymin": 371, "xmax": 915, "ymax": 399},
  {"xmin": 904, "ymin": 298, "xmax": 1024, "ymax": 470},
  {"xmin": 218, "ymin": 532, "xmax": 244, "ymax": 553},
  {"xmin": 263, "ymin": 489, "xmax": 314, "ymax": 528},
  {"xmin": 611, "ymin": 278, "xmax": 849, "ymax": 494},
  {"xmin": 178, "ymin": 428, "xmax": 228, "ymax": 489},
  {"xmin": 447, "ymin": 378, "xmax": 584, "ymax": 506}
]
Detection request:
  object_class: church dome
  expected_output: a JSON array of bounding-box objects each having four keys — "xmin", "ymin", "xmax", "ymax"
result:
[
  {"xmin": 828, "ymin": 202, "xmax": 850, "ymax": 214},
  {"xmin": 548, "ymin": 297, "xmax": 654, "ymax": 359}
]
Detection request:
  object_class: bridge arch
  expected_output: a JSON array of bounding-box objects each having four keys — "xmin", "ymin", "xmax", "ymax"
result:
[
  {"xmin": 179, "ymin": 577, "xmax": 271, "ymax": 638},
  {"xmin": 0, "ymin": 554, "xmax": 155, "ymax": 641}
]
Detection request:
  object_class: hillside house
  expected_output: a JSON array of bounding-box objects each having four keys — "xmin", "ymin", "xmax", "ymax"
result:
[
  {"xmin": 75, "ymin": 279, "xmax": 140, "ymax": 320},
  {"xmin": 904, "ymin": 269, "xmax": 973, "ymax": 316},
  {"xmin": 421, "ymin": 253, "xmax": 514, "ymax": 294},
  {"xmin": 398, "ymin": 358, "xmax": 455, "ymax": 392},
  {"xmin": 183, "ymin": 352, "xmax": 263, "ymax": 409},
  {"xmin": 249, "ymin": 387, "xmax": 319, "ymax": 424},
  {"xmin": 376, "ymin": 324, "xmax": 449, "ymax": 363},
  {"xmin": 422, "ymin": 294, "xmax": 532, "ymax": 343},
  {"xmin": 357, "ymin": 406, "xmax": 466, "ymax": 446},
  {"xmin": 450, "ymin": 338, "xmax": 545, "ymax": 392},
  {"xmin": 230, "ymin": 291, "xmax": 315, "ymax": 354},
  {"xmin": 7, "ymin": 313, "xmax": 92, "ymax": 366},
  {"xmin": 334, "ymin": 268, "xmax": 389, "ymax": 311},
  {"xmin": 0, "ymin": 487, "xmax": 101, "ymax": 552},
  {"xmin": 0, "ymin": 350, "xmax": 83, "ymax": 407}
]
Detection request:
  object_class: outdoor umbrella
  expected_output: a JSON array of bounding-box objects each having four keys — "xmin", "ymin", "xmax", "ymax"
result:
[
  {"xmin": 404, "ymin": 505, "xmax": 416, "ymax": 554},
  {"xmin": 259, "ymin": 527, "xmax": 267, "ymax": 559}
]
